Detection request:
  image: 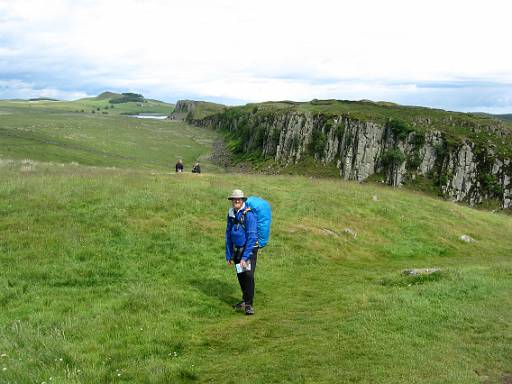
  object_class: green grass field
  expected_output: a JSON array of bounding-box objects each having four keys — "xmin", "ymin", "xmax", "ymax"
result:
[
  {"xmin": 0, "ymin": 161, "xmax": 511, "ymax": 383},
  {"xmin": 1, "ymin": 99, "xmax": 511, "ymax": 383},
  {"xmin": 0, "ymin": 100, "xmax": 222, "ymax": 173}
]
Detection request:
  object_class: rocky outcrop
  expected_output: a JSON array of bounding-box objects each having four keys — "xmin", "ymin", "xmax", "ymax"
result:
[
  {"xmin": 173, "ymin": 100, "xmax": 198, "ymax": 114},
  {"xmin": 193, "ymin": 109, "xmax": 512, "ymax": 209}
]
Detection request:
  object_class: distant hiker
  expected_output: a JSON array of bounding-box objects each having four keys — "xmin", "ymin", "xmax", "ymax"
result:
[
  {"xmin": 225, "ymin": 189, "xmax": 258, "ymax": 315},
  {"xmin": 175, "ymin": 159, "xmax": 184, "ymax": 173},
  {"xmin": 191, "ymin": 162, "xmax": 201, "ymax": 173}
]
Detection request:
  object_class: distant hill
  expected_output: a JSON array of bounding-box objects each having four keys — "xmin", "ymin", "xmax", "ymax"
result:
[
  {"xmin": 495, "ymin": 114, "xmax": 512, "ymax": 122},
  {"xmin": 474, "ymin": 112, "xmax": 512, "ymax": 123},
  {"xmin": 95, "ymin": 91, "xmax": 121, "ymax": 100},
  {"xmin": 72, "ymin": 92, "xmax": 174, "ymax": 115}
]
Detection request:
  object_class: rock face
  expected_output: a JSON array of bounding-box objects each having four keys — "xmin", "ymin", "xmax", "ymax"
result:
[
  {"xmin": 171, "ymin": 100, "xmax": 202, "ymax": 120},
  {"xmin": 193, "ymin": 109, "xmax": 512, "ymax": 209},
  {"xmin": 173, "ymin": 100, "xmax": 198, "ymax": 114}
]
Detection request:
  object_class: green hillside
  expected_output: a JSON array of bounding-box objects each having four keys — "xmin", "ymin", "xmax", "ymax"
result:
[
  {"xmin": 0, "ymin": 99, "xmax": 221, "ymax": 172},
  {"xmin": 1, "ymin": 92, "xmax": 174, "ymax": 116},
  {"xmin": 495, "ymin": 114, "xmax": 512, "ymax": 122},
  {"xmin": 0, "ymin": 162, "xmax": 511, "ymax": 383}
]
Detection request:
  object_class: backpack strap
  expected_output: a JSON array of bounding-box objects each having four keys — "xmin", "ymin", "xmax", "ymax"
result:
[
  {"xmin": 228, "ymin": 207, "xmax": 251, "ymax": 226},
  {"xmin": 240, "ymin": 207, "xmax": 251, "ymax": 227},
  {"xmin": 241, "ymin": 208, "xmax": 259, "ymax": 247}
]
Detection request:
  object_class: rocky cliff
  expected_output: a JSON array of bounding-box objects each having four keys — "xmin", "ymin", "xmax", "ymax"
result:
[
  {"xmin": 172, "ymin": 100, "xmax": 225, "ymax": 120},
  {"xmin": 173, "ymin": 100, "xmax": 198, "ymax": 114},
  {"xmin": 189, "ymin": 101, "xmax": 512, "ymax": 209}
]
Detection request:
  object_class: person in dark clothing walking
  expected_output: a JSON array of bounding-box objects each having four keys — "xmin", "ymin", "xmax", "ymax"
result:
[
  {"xmin": 225, "ymin": 189, "xmax": 258, "ymax": 315},
  {"xmin": 175, "ymin": 159, "xmax": 184, "ymax": 173},
  {"xmin": 191, "ymin": 162, "xmax": 201, "ymax": 173}
]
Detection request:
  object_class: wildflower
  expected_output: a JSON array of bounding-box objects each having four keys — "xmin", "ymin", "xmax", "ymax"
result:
[{"xmin": 2, "ymin": 367, "xmax": 7, "ymax": 371}]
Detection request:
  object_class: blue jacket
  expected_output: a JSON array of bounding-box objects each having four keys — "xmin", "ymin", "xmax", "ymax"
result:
[{"xmin": 225, "ymin": 204, "xmax": 258, "ymax": 261}]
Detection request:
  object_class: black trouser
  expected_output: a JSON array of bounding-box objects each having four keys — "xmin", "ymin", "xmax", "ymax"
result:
[{"xmin": 234, "ymin": 246, "xmax": 258, "ymax": 306}]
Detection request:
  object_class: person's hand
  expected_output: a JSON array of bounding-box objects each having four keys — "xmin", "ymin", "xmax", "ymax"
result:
[
  {"xmin": 240, "ymin": 259, "xmax": 247, "ymax": 269},
  {"xmin": 227, "ymin": 260, "xmax": 232, "ymax": 266}
]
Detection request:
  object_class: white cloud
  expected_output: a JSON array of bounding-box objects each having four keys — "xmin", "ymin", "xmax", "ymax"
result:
[
  {"xmin": 0, "ymin": 79, "xmax": 89, "ymax": 100},
  {"xmin": 0, "ymin": 0, "xmax": 511, "ymax": 112}
]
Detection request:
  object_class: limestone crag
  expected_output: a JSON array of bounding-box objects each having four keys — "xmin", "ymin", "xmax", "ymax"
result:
[
  {"xmin": 337, "ymin": 118, "xmax": 385, "ymax": 182},
  {"xmin": 173, "ymin": 100, "xmax": 198, "ymax": 114},
  {"xmin": 442, "ymin": 143, "xmax": 480, "ymax": 204},
  {"xmin": 273, "ymin": 113, "xmax": 315, "ymax": 164},
  {"xmin": 418, "ymin": 131, "xmax": 443, "ymax": 175},
  {"xmin": 191, "ymin": 108, "xmax": 512, "ymax": 209}
]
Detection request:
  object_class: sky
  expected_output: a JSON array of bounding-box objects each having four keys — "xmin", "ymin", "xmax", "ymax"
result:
[{"xmin": 1, "ymin": 0, "xmax": 511, "ymax": 113}]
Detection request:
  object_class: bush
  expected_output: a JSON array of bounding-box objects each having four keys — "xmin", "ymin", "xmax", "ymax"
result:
[
  {"xmin": 439, "ymin": 174, "xmax": 449, "ymax": 186},
  {"xmin": 479, "ymin": 173, "xmax": 504, "ymax": 195},
  {"xmin": 382, "ymin": 148, "xmax": 406, "ymax": 168},
  {"xmin": 410, "ymin": 133, "xmax": 425, "ymax": 146},
  {"xmin": 109, "ymin": 93, "xmax": 144, "ymax": 104},
  {"xmin": 309, "ymin": 128, "xmax": 328, "ymax": 155},
  {"xmin": 271, "ymin": 128, "xmax": 281, "ymax": 144},
  {"xmin": 434, "ymin": 143, "xmax": 447, "ymax": 158},
  {"xmin": 253, "ymin": 127, "xmax": 265, "ymax": 148},
  {"xmin": 388, "ymin": 119, "xmax": 414, "ymax": 141},
  {"xmin": 336, "ymin": 125, "xmax": 345, "ymax": 138},
  {"xmin": 407, "ymin": 154, "xmax": 422, "ymax": 170}
]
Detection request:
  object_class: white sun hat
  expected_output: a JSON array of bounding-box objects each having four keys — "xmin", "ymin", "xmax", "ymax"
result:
[{"xmin": 228, "ymin": 189, "xmax": 247, "ymax": 200}]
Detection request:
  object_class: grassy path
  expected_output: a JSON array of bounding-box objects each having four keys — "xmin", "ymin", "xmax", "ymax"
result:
[{"xmin": 1, "ymin": 165, "xmax": 511, "ymax": 383}]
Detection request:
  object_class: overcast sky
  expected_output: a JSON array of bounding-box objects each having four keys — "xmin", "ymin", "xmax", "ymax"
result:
[{"xmin": 1, "ymin": 0, "xmax": 511, "ymax": 113}]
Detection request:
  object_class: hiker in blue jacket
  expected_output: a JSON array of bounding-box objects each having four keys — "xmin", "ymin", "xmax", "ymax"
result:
[{"xmin": 225, "ymin": 189, "xmax": 258, "ymax": 315}]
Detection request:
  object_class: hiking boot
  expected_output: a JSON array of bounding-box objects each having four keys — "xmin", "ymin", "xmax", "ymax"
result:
[
  {"xmin": 232, "ymin": 301, "xmax": 245, "ymax": 310},
  {"xmin": 245, "ymin": 305, "xmax": 254, "ymax": 315}
]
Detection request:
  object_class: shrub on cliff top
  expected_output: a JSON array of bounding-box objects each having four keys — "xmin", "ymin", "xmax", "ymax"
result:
[{"xmin": 388, "ymin": 119, "xmax": 414, "ymax": 141}]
